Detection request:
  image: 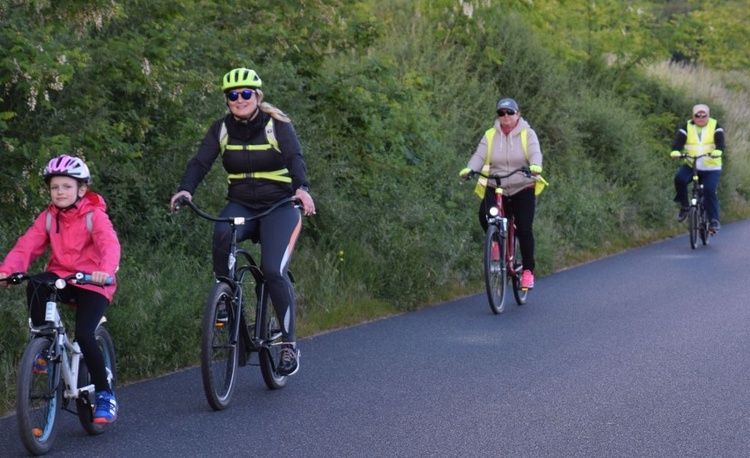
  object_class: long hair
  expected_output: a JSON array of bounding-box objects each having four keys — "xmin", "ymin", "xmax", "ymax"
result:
[{"xmin": 255, "ymin": 89, "xmax": 290, "ymax": 123}]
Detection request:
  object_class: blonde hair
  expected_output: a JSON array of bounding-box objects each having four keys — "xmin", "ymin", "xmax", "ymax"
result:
[{"xmin": 256, "ymin": 89, "xmax": 290, "ymax": 123}]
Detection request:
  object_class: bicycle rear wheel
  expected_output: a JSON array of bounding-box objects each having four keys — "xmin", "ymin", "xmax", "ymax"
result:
[
  {"xmin": 259, "ymin": 291, "xmax": 288, "ymax": 390},
  {"xmin": 77, "ymin": 326, "xmax": 117, "ymax": 434},
  {"xmin": 689, "ymin": 206, "xmax": 698, "ymax": 249},
  {"xmin": 484, "ymin": 224, "xmax": 507, "ymax": 314},
  {"xmin": 201, "ymin": 282, "xmax": 239, "ymax": 411},
  {"xmin": 17, "ymin": 337, "xmax": 61, "ymax": 456},
  {"xmin": 511, "ymin": 232, "xmax": 528, "ymax": 306}
]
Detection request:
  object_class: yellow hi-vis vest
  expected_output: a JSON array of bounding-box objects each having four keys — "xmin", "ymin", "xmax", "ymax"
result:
[
  {"xmin": 219, "ymin": 119, "xmax": 292, "ymax": 183},
  {"xmin": 473, "ymin": 128, "xmax": 548, "ymax": 198},
  {"xmin": 684, "ymin": 118, "xmax": 721, "ymax": 171}
]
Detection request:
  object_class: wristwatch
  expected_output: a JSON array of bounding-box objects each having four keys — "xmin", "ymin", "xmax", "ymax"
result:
[{"xmin": 298, "ymin": 185, "xmax": 310, "ymax": 193}]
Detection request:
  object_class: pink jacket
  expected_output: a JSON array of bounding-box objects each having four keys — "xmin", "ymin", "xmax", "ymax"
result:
[{"xmin": 0, "ymin": 191, "xmax": 121, "ymax": 302}]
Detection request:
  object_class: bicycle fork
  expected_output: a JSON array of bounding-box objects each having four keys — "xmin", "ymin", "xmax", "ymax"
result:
[
  {"xmin": 691, "ymin": 175, "xmax": 702, "ymax": 207},
  {"xmin": 488, "ymin": 217, "xmax": 508, "ymax": 274},
  {"xmin": 42, "ymin": 300, "xmax": 95, "ymax": 402}
]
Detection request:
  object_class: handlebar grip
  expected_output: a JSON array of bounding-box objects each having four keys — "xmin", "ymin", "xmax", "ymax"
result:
[
  {"xmin": 174, "ymin": 195, "xmax": 190, "ymax": 212},
  {"xmin": 76, "ymin": 273, "xmax": 114, "ymax": 285}
]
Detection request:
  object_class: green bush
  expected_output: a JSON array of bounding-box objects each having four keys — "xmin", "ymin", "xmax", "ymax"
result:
[{"xmin": 1, "ymin": 0, "xmax": 749, "ymax": 415}]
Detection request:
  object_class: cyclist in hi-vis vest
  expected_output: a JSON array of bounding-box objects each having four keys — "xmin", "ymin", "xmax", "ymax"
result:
[
  {"xmin": 669, "ymin": 103, "xmax": 725, "ymax": 233},
  {"xmin": 459, "ymin": 98, "xmax": 544, "ymax": 290},
  {"xmin": 170, "ymin": 68, "xmax": 315, "ymax": 376}
]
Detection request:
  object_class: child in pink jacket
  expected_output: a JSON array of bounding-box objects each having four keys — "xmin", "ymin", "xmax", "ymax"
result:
[{"xmin": 0, "ymin": 155, "xmax": 121, "ymax": 424}]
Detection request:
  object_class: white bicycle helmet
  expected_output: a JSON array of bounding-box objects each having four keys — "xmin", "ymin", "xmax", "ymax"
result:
[{"xmin": 43, "ymin": 155, "xmax": 91, "ymax": 184}]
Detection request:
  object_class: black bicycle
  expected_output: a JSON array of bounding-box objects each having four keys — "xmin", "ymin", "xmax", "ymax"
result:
[
  {"xmin": 678, "ymin": 153, "xmax": 713, "ymax": 249},
  {"xmin": 175, "ymin": 196, "xmax": 299, "ymax": 411},
  {"xmin": 1, "ymin": 272, "xmax": 116, "ymax": 456}
]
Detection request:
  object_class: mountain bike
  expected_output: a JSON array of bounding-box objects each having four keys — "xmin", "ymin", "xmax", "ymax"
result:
[
  {"xmin": 0, "ymin": 272, "xmax": 116, "ymax": 456},
  {"xmin": 678, "ymin": 153, "xmax": 714, "ymax": 249},
  {"xmin": 175, "ymin": 196, "xmax": 299, "ymax": 411},
  {"xmin": 466, "ymin": 167, "xmax": 534, "ymax": 314}
]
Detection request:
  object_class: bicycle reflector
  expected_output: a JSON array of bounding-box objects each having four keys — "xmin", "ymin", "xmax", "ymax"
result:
[{"xmin": 489, "ymin": 207, "xmax": 499, "ymax": 217}]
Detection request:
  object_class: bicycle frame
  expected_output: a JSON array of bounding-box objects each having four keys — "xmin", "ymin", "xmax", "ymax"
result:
[
  {"xmin": 3, "ymin": 271, "xmax": 116, "ymax": 455},
  {"xmin": 41, "ymin": 301, "xmax": 94, "ymax": 401},
  {"xmin": 467, "ymin": 167, "xmax": 534, "ymax": 314},
  {"xmin": 176, "ymin": 196, "xmax": 296, "ymax": 351},
  {"xmin": 176, "ymin": 195, "xmax": 299, "ymax": 409},
  {"xmin": 480, "ymin": 167, "xmax": 531, "ymax": 276},
  {"xmin": 678, "ymin": 153, "xmax": 713, "ymax": 248},
  {"xmin": 17, "ymin": 274, "xmax": 113, "ymax": 403},
  {"xmin": 487, "ymin": 186, "xmax": 520, "ymax": 277}
]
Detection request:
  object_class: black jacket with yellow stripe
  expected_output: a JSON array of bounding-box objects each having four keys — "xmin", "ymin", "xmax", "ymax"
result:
[{"xmin": 178, "ymin": 111, "xmax": 309, "ymax": 209}]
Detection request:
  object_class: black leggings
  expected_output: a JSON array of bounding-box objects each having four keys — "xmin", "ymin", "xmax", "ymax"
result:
[
  {"xmin": 27, "ymin": 272, "xmax": 110, "ymax": 391},
  {"xmin": 478, "ymin": 187, "xmax": 536, "ymax": 272},
  {"xmin": 212, "ymin": 201, "xmax": 301, "ymax": 343}
]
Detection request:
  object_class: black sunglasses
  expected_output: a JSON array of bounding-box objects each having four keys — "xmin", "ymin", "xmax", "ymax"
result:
[
  {"xmin": 694, "ymin": 113, "xmax": 707, "ymax": 118},
  {"xmin": 226, "ymin": 90, "xmax": 255, "ymax": 102},
  {"xmin": 497, "ymin": 109, "xmax": 517, "ymax": 117}
]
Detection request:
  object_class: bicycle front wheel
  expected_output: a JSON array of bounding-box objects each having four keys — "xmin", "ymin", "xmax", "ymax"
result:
[
  {"xmin": 17, "ymin": 337, "xmax": 61, "ymax": 456},
  {"xmin": 259, "ymin": 291, "xmax": 288, "ymax": 390},
  {"xmin": 511, "ymin": 232, "xmax": 528, "ymax": 306},
  {"xmin": 689, "ymin": 206, "xmax": 698, "ymax": 249},
  {"xmin": 201, "ymin": 282, "xmax": 239, "ymax": 411},
  {"xmin": 699, "ymin": 203, "xmax": 709, "ymax": 245},
  {"xmin": 77, "ymin": 326, "xmax": 117, "ymax": 435},
  {"xmin": 484, "ymin": 224, "xmax": 507, "ymax": 314}
]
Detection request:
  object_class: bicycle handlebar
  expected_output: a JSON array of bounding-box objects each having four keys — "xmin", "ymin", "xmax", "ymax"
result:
[
  {"xmin": 174, "ymin": 196, "xmax": 300, "ymax": 225},
  {"xmin": 676, "ymin": 152, "xmax": 714, "ymax": 160},
  {"xmin": 469, "ymin": 166, "xmax": 533, "ymax": 181},
  {"xmin": 0, "ymin": 272, "xmax": 112, "ymax": 287},
  {"xmin": 463, "ymin": 166, "xmax": 537, "ymax": 187}
]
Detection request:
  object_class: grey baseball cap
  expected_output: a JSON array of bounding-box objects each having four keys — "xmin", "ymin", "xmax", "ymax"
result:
[{"xmin": 496, "ymin": 98, "xmax": 519, "ymax": 113}]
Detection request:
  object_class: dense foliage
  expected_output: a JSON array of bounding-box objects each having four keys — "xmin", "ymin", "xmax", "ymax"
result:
[{"xmin": 1, "ymin": 0, "xmax": 749, "ymax": 412}]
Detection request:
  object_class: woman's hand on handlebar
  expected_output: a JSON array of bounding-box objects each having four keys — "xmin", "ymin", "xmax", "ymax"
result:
[
  {"xmin": 295, "ymin": 188, "xmax": 316, "ymax": 216},
  {"xmin": 170, "ymin": 190, "xmax": 192, "ymax": 213},
  {"xmin": 0, "ymin": 272, "xmax": 10, "ymax": 288}
]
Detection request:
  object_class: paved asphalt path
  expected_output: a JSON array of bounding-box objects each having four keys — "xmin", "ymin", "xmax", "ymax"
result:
[{"xmin": 2, "ymin": 221, "xmax": 750, "ymax": 457}]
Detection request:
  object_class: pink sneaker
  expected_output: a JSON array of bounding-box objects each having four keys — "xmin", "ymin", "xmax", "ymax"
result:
[{"xmin": 521, "ymin": 270, "xmax": 534, "ymax": 289}]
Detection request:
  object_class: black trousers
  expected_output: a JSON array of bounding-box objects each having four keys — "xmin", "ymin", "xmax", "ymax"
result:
[{"xmin": 27, "ymin": 272, "xmax": 110, "ymax": 391}]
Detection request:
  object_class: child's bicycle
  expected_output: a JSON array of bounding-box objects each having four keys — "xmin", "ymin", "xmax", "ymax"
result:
[
  {"xmin": 677, "ymin": 152, "xmax": 714, "ymax": 249},
  {"xmin": 466, "ymin": 168, "xmax": 537, "ymax": 314},
  {"xmin": 0, "ymin": 272, "xmax": 116, "ymax": 456},
  {"xmin": 175, "ymin": 196, "xmax": 299, "ymax": 411}
]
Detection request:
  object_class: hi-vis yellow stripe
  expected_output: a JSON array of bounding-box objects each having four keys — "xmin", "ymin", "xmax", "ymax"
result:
[{"xmin": 227, "ymin": 168, "xmax": 291, "ymax": 183}]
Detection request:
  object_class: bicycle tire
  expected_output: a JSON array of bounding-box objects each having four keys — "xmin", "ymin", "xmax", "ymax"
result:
[
  {"xmin": 201, "ymin": 282, "xmax": 239, "ymax": 411},
  {"xmin": 77, "ymin": 326, "xmax": 117, "ymax": 434},
  {"xmin": 699, "ymin": 203, "xmax": 709, "ymax": 245},
  {"xmin": 689, "ymin": 206, "xmax": 698, "ymax": 249},
  {"xmin": 259, "ymin": 291, "xmax": 288, "ymax": 390},
  {"xmin": 484, "ymin": 224, "xmax": 507, "ymax": 314},
  {"xmin": 17, "ymin": 337, "xmax": 61, "ymax": 456},
  {"xmin": 511, "ymin": 232, "xmax": 528, "ymax": 306}
]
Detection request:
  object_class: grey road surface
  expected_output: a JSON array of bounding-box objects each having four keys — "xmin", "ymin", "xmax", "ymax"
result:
[{"xmin": 2, "ymin": 221, "xmax": 750, "ymax": 457}]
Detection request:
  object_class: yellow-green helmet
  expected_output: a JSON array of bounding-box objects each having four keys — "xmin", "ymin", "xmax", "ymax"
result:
[{"xmin": 222, "ymin": 68, "xmax": 262, "ymax": 91}]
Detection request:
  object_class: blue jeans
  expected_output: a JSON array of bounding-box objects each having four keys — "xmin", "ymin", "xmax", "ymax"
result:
[{"xmin": 674, "ymin": 165, "xmax": 721, "ymax": 222}]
